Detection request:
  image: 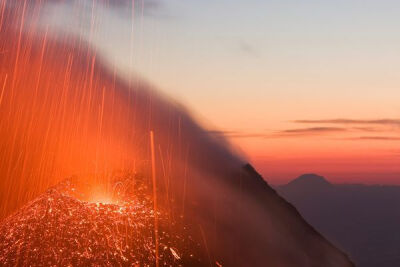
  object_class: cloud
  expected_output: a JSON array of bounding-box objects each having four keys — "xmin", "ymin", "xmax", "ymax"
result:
[
  {"xmin": 142, "ymin": 0, "xmax": 163, "ymax": 10},
  {"xmin": 231, "ymin": 133, "xmax": 271, "ymax": 138},
  {"xmin": 293, "ymin": 119, "xmax": 400, "ymax": 126},
  {"xmin": 238, "ymin": 41, "xmax": 259, "ymax": 57},
  {"xmin": 344, "ymin": 136, "xmax": 400, "ymax": 141},
  {"xmin": 134, "ymin": 0, "xmax": 171, "ymax": 19},
  {"xmin": 208, "ymin": 130, "xmax": 238, "ymax": 136},
  {"xmin": 209, "ymin": 127, "xmax": 347, "ymax": 139},
  {"xmin": 40, "ymin": 0, "xmax": 165, "ymax": 18},
  {"xmin": 48, "ymin": 0, "xmax": 162, "ymax": 9},
  {"xmin": 208, "ymin": 130, "xmax": 269, "ymax": 139},
  {"xmin": 351, "ymin": 127, "xmax": 381, "ymax": 132},
  {"xmin": 210, "ymin": 124, "xmax": 399, "ymax": 140},
  {"xmin": 278, "ymin": 127, "xmax": 347, "ymax": 135},
  {"xmin": 103, "ymin": 0, "xmax": 167, "ymax": 18}
]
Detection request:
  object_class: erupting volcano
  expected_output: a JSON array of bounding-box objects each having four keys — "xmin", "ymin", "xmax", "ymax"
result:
[{"xmin": 0, "ymin": 1, "xmax": 354, "ymax": 266}]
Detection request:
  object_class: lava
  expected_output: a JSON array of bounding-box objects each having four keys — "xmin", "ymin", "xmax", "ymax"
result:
[{"xmin": 0, "ymin": 174, "xmax": 205, "ymax": 266}]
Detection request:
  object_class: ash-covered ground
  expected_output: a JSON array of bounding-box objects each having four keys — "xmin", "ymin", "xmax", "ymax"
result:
[{"xmin": 0, "ymin": 174, "xmax": 204, "ymax": 266}]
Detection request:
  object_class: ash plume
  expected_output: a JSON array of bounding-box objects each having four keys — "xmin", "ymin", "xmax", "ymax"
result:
[{"xmin": 0, "ymin": 0, "xmax": 243, "ymax": 217}]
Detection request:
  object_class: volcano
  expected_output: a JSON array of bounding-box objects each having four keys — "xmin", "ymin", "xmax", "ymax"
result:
[
  {"xmin": 0, "ymin": 1, "xmax": 354, "ymax": 266},
  {"xmin": 0, "ymin": 167, "xmax": 354, "ymax": 267}
]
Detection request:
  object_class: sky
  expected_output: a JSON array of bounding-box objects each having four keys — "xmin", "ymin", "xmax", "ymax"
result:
[{"xmin": 43, "ymin": 0, "xmax": 400, "ymax": 184}]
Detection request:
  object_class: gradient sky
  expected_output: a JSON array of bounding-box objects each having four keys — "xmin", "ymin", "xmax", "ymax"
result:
[{"xmin": 43, "ymin": 0, "xmax": 400, "ymax": 184}]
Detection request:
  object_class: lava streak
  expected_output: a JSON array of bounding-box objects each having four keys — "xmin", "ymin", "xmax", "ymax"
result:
[
  {"xmin": 0, "ymin": 2, "xmax": 240, "ymax": 264},
  {"xmin": 0, "ymin": 0, "xmax": 241, "ymax": 219}
]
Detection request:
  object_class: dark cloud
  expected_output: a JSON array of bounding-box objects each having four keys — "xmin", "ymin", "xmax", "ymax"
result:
[
  {"xmin": 230, "ymin": 133, "xmax": 270, "ymax": 138},
  {"xmin": 351, "ymin": 127, "xmax": 382, "ymax": 132},
  {"xmin": 105, "ymin": 0, "xmax": 167, "ymax": 18},
  {"xmin": 208, "ymin": 130, "xmax": 238, "ymax": 136},
  {"xmin": 142, "ymin": 0, "xmax": 162, "ymax": 10},
  {"xmin": 208, "ymin": 130, "xmax": 268, "ymax": 139},
  {"xmin": 278, "ymin": 127, "xmax": 347, "ymax": 135},
  {"xmin": 135, "ymin": 0, "xmax": 169, "ymax": 18}
]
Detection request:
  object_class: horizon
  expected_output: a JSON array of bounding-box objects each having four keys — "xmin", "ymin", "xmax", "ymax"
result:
[{"xmin": 272, "ymin": 172, "xmax": 400, "ymax": 186}]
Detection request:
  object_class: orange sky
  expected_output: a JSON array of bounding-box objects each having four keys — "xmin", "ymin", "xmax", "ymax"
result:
[
  {"xmin": 206, "ymin": 115, "xmax": 399, "ymax": 184},
  {"xmin": 234, "ymin": 132, "xmax": 400, "ymax": 184},
  {"xmin": 39, "ymin": 0, "xmax": 400, "ymax": 184}
]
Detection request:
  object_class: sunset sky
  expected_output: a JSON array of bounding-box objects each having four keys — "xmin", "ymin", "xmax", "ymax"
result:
[{"xmin": 44, "ymin": 0, "xmax": 400, "ymax": 184}]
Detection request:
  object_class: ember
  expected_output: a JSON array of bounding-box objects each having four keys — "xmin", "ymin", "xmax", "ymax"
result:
[{"xmin": 0, "ymin": 175, "xmax": 204, "ymax": 266}]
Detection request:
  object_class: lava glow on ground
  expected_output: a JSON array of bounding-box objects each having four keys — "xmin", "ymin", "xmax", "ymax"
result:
[{"xmin": 0, "ymin": 174, "xmax": 204, "ymax": 266}]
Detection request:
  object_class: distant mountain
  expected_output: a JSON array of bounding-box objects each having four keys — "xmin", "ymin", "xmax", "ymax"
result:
[
  {"xmin": 277, "ymin": 175, "xmax": 400, "ymax": 267},
  {"xmin": 285, "ymin": 174, "xmax": 333, "ymax": 190}
]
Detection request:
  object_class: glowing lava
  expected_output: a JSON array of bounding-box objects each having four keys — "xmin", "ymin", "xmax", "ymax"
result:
[{"xmin": 0, "ymin": 174, "xmax": 204, "ymax": 266}]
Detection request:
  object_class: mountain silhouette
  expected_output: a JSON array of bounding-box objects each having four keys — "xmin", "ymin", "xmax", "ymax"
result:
[
  {"xmin": 277, "ymin": 175, "xmax": 400, "ymax": 267},
  {"xmin": 286, "ymin": 174, "xmax": 333, "ymax": 190}
]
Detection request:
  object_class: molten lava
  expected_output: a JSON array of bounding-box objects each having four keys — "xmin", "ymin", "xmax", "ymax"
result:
[{"xmin": 0, "ymin": 174, "xmax": 204, "ymax": 266}]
